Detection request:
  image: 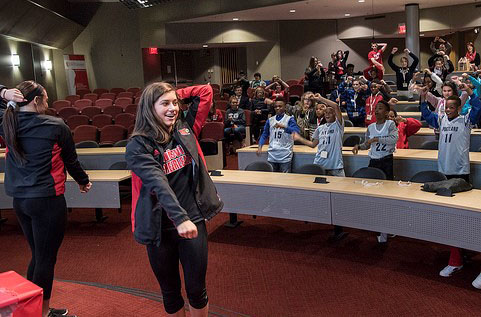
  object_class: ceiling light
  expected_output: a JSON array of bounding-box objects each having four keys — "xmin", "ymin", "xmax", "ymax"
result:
[
  {"xmin": 289, "ymin": 9, "xmax": 296, "ymax": 13},
  {"xmin": 232, "ymin": 17, "xmax": 239, "ymax": 21},
  {"xmin": 358, "ymin": 0, "xmax": 365, "ymax": 2},
  {"xmin": 345, "ymin": 13, "xmax": 351, "ymax": 17},
  {"xmin": 11, "ymin": 54, "xmax": 20, "ymax": 67},
  {"xmin": 203, "ymin": 44, "xmax": 208, "ymax": 48},
  {"xmin": 42, "ymin": 60, "xmax": 52, "ymax": 71}
]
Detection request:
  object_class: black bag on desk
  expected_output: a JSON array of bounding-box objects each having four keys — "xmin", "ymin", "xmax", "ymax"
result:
[{"xmin": 421, "ymin": 178, "xmax": 473, "ymax": 195}]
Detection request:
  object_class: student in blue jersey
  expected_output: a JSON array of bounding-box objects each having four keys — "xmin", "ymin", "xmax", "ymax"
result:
[
  {"xmin": 257, "ymin": 97, "xmax": 300, "ymax": 172},
  {"xmin": 352, "ymin": 99, "xmax": 398, "ymax": 243},
  {"xmin": 420, "ymin": 84, "xmax": 481, "ymax": 288}
]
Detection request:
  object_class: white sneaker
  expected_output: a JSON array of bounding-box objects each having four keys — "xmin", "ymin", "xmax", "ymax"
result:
[
  {"xmin": 472, "ymin": 272, "xmax": 481, "ymax": 289},
  {"xmin": 377, "ymin": 233, "xmax": 388, "ymax": 243},
  {"xmin": 439, "ymin": 265, "xmax": 463, "ymax": 277}
]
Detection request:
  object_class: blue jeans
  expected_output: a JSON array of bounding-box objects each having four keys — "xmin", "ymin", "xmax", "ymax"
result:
[
  {"xmin": 271, "ymin": 161, "xmax": 292, "ymax": 173},
  {"xmin": 224, "ymin": 126, "xmax": 246, "ymax": 142}
]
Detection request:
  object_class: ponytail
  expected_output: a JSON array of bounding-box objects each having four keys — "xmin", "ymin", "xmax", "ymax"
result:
[{"xmin": 2, "ymin": 80, "xmax": 45, "ymax": 165}]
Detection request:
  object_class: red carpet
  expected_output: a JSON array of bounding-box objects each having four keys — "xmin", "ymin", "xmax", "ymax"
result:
[{"xmin": 1, "ymin": 153, "xmax": 481, "ymax": 316}]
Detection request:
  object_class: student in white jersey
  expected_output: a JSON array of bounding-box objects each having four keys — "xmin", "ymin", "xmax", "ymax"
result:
[
  {"xmin": 257, "ymin": 97, "xmax": 300, "ymax": 172},
  {"xmin": 420, "ymin": 84, "xmax": 481, "ymax": 288},
  {"xmin": 352, "ymin": 100, "xmax": 398, "ymax": 243},
  {"xmin": 293, "ymin": 94, "xmax": 348, "ymax": 240}
]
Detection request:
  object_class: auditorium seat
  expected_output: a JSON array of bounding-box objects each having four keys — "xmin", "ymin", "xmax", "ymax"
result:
[
  {"xmin": 92, "ymin": 114, "xmax": 113, "ymax": 128},
  {"xmin": 73, "ymin": 125, "xmax": 98, "ymax": 143},
  {"xmin": 110, "ymin": 88, "xmax": 126, "ymax": 95},
  {"xmin": 81, "ymin": 106, "xmax": 102, "ymax": 119},
  {"xmin": 135, "ymin": 90, "xmax": 143, "ymax": 98},
  {"xmin": 65, "ymin": 95, "xmax": 80, "ymax": 104},
  {"xmin": 127, "ymin": 125, "xmax": 134, "ymax": 136},
  {"xmin": 127, "ymin": 87, "xmax": 141, "ymax": 95},
  {"xmin": 343, "ymin": 135, "xmax": 361, "ymax": 146},
  {"xmin": 410, "ymin": 171, "xmax": 447, "ymax": 183},
  {"xmin": 99, "ymin": 125, "xmax": 127, "ymax": 145},
  {"xmin": 95, "ymin": 98, "xmax": 113, "ymax": 109},
  {"xmin": 99, "ymin": 93, "xmax": 116, "ymax": 101},
  {"xmin": 293, "ymin": 164, "xmax": 325, "ymax": 175},
  {"xmin": 83, "ymin": 93, "xmax": 98, "ymax": 103},
  {"xmin": 247, "ymin": 87, "xmax": 254, "ymax": 99},
  {"xmin": 245, "ymin": 161, "xmax": 274, "ymax": 172},
  {"xmin": 58, "ymin": 107, "xmax": 79, "ymax": 121},
  {"xmin": 176, "ymin": 84, "xmax": 188, "ymax": 89},
  {"xmin": 352, "ymin": 167, "xmax": 386, "ymax": 180},
  {"xmin": 125, "ymin": 104, "xmax": 138, "ymax": 114},
  {"xmin": 288, "ymin": 84, "xmax": 304, "ymax": 99},
  {"xmin": 113, "ymin": 139, "xmax": 129, "ymax": 147},
  {"xmin": 210, "ymin": 84, "xmax": 220, "ymax": 91},
  {"xmin": 109, "ymin": 161, "xmax": 128, "ymax": 170},
  {"xmin": 201, "ymin": 122, "xmax": 224, "ymax": 140},
  {"xmin": 76, "ymin": 89, "xmax": 91, "ymax": 98},
  {"xmin": 213, "ymin": 93, "xmax": 221, "ymax": 101},
  {"xmin": 114, "ymin": 97, "xmax": 133, "ymax": 108},
  {"xmin": 67, "ymin": 115, "xmax": 90, "ymax": 130},
  {"xmin": 216, "ymin": 100, "xmax": 228, "ymax": 111},
  {"xmin": 45, "ymin": 108, "xmax": 57, "ymax": 116},
  {"xmin": 52, "ymin": 100, "xmax": 71, "ymax": 111},
  {"xmin": 117, "ymin": 92, "xmax": 133, "ymax": 99},
  {"xmin": 93, "ymin": 88, "xmax": 109, "ymax": 95},
  {"xmin": 74, "ymin": 99, "xmax": 93, "ymax": 110},
  {"xmin": 134, "ymin": 97, "xmax": 141, "ymax": 105},
  {"xmin": 75, "ymin": 140, "xmax": 99, "ymax": 148},
  {"xmin": 420, "ymin": 140, "xmax": 438, "ymax": 150},
  {"xmin": 286, "ymin": 79, "xmax": 299, "ymax": 87},
  {"xmin": 103, "ymin": 105, "xmax": 123, "ymax": 117},
  {"xmin": 114, "ymin": 113, "xmax": 135, "ymax": 129}
]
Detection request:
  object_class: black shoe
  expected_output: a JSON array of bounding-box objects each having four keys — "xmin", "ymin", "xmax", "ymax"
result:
[{"xmin": 48, "ymin": 308, "xmax": 69, "ymax": 316}]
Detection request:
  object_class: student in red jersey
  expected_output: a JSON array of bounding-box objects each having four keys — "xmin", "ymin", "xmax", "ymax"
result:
[
  {"xmin": 365, "ymin": 42, "xmax": 387, "ymax": 80},
  {"xmin": 388, "ymin": 109, "xmax": 422, "ymax": 149},
  {"xmin": 125, "ymin": 83, "xmax": 223, "ymax": 317},
  {"xmin": 0, "ymin": 81, "xmax": 91, "ymax": 317}
]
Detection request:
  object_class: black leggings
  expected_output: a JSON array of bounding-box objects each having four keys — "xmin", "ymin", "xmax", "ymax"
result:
[
  {"xmin": 13, "ymin": 195, "xmax": 67, "ymax": 300},
  {"xmin": 146, "ymin": 221, "xmax": 208, "ymax": 314}
]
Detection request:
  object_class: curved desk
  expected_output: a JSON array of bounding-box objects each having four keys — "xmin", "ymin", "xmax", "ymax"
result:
[
  {"xmin": 212, "ymin": 170, "xmax": 481, "ymax": 252},
  {"xmin": 237, "ymin": 145, "xmax": 481, "ymax": 188}
]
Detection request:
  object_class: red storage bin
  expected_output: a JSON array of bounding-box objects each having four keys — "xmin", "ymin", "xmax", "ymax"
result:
[{"xmin": 0, "ymin": 271, "xmax": 43, "ymax": 317}]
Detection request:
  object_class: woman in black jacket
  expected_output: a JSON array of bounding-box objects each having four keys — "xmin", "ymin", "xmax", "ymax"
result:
[
  {"xmin": 125, "ymin": 83, "xmax": 223, "ymax": 317},
  {"xmin": 305, "ymin": 56, "xmax": 326, "ymax": 95},
  {"xmin": 0, "ymin": 81, "xmax": 91, "ymax": 317},
  {"xmin": 388, "ymin": 47, "xmax": 419, "ymax": 100}
]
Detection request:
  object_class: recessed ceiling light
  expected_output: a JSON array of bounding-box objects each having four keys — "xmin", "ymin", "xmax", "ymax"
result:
[
  {"xmin": 203, "ymin": 44, "xmax": 208, "ymax": 48},
  {"xmin": 232, "ymin": 17, "xmax": 239, "ymax": 21},
  {"xmin": 289, "ymin": 9, "xmax": 296, "ymax": 13},
  {"xmin": 358, "ymin": 0, "xmax": 365, "ymax": 2},
  {"xmin": 345, "ymin": 13, "xmax": 351, "ymax": 17}
]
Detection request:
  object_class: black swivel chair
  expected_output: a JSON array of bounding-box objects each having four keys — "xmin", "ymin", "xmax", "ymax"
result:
[
  {"xmin": 245, "ymin": 161, "xmax": 274, "ymax": 172},
  {"xmin": 293, "ymin": 164, "xmax": 325, "ymax": 175},
  {"xmin": 352, "ymin": 167, "xmax": 387, "ymax": 180},
  {"xmin": 343, "ymin": 135, "xmax": 361, "ymax": 147},
  {"xmin": 420, "ymin": 140, "xmax": 438, "ymax": 150}
]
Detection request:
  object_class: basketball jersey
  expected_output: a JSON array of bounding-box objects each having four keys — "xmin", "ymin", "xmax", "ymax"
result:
[
  {"xmin": 267, "ymin": 114, "xmax": 294, "ymax": 163},
  {"xmin": 438, "ymin": 113, "xmax": 472, "ymax": 175},
  {"xmin": 312, "ymin": 119, "xmax": 344, "ymax": 170},
  {"xmin": 367, "ymin": 120, "xmax": 397, "ymax": 159}
]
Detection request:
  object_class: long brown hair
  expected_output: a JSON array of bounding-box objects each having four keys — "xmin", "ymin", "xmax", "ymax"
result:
[
  {"xmin": 2, "ymin": 80, "xmax": 45, "ymax": 164},
  {"xmin": 132, "ymin": 82, "xmax": 181, "ymax": 145}
]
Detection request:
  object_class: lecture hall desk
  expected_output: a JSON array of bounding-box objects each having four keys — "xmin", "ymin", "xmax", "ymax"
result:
[
  {"xmin": 237, "ymin": 145, "xmax": 481, "ymax": 188},
  {"xmin": 212, "ymin": 170, "xmax": 481, "ymax": 253}
]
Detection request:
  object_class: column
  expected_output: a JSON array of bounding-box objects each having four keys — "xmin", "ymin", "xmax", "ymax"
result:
[{"xmin": 405, "ymin": 3, "xmax": 420, "ymax": 63}]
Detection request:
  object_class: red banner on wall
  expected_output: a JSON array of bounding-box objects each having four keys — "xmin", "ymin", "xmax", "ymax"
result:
[{"xmin": 64, "ymin": 55, "xmax": 90, "ymax": 95}]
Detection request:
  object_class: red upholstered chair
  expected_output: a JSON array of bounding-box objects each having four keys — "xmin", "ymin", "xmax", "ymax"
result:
[
  {"xmin": 65, "ymin": 95, "xmax": 80, "ymax": 104},
  {"xmin": 74, "ymin": 99, "xmax": 93, "ymax": 111},
  {"xmin": 58, "ymin": 107, "xmax": 79, "ymax": 121},
  {"xmin": 114, "ymin": 97, "xmax": 132, "ymax": 108},
  {"xmin": 76, "ymin": 89, "xmax": 91, "ymax": 98},
  {"xmin": 103, "ymin": 105, "xmax": 123, "ymax": 117},
  {"xmin": 124, "ymin": 104, "xmax": 138, "ymax": 115},
  {"xmin": 45, "ymin": 108, "xmax": 57, "ymax": 116},
  {"xmin": 93, "ymin": 88, "xmax": 109, "ymax": 95},
  {"xmin": 110, "ymin": 88, "xmax": 126, "ymax": 95},
  {"xmin": 134, "ymin": 97, "xmax": 140, "ymax": 105},
  {"xmin": 222, "ymin": 93, "xmax": 230, "ymax": 100},
  {"xmin": 99, "ymin": 93, "xmax": 116, "ymax": 101},
  {"xmin": 127, "ymin": 124, "xmax": 134, "ymax": 137},
  {"xmin": 247, "ymin": 87, "xmax": 254, "ymax": 99},
  {"xmin": 92, "ymin": 114, "xmax": 113, "ymax": 129},
  {"xmin": 83, "ymin": 93, "xmax": 98, "ymax": 103},
  {"xmin": 135, "ymin": 90, "xmax": 143, "ymax": 98},
  {"xmin": 216, "ymin": 100, "xmax": 228, "ymax": 111},
  {"xmin": 99, "ymin": 125, "xmax": 127, "ymax": 145},
  {"xmin": 244, "ymin": 109, "xmax": 251, "ymax": 126},
  {"xmin": 73, "ymin": 125, "xmax": 98, "ymax": 143},
  {"xmin": 95, "ymin": 98, "xmax": 113, "ymax": 109},
  {"xmin": 81, "ymin": 106, "xmax": 102, "ymax": 119},
  {"xmin": 117, "ymin": 91, "xmax": 133, "ymax": 99},
  {"xmin": 286, "ymin": 79, "xmax": 300, "ymax": 87},
  {"xmin": 67, "ymin": 115, "xmax": 90, "ymax": 130},
  {"xmin": 213, "ymin": 93, "xmax": 221, "ymax": 101},
  {"xmin": 114, "ymin": 113, "xmax": 135, "ymax": 129},
  {"xmin": 210, "ymin": 84, "xmax": 220, "ymax": 91},
  {"xmin": 127, "ymin": 87, "xmax": 141, "ymax": 95},
  {"xmin": 176, "ymin": 84, "xmax": 188, "ymax": 89},
  {"xmin": 200, "ymin": 122, "xmax": 224, "ymax": 141},
  {"xmin": 52, "ymin": 100, "xmax": 71, "ymax": 111},
  {"xmin": 288, "ymin": 84, "xmax": 304, "ymax": 98}
]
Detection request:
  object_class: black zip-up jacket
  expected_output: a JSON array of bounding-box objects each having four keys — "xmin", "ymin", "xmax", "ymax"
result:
[
  {"xmin": 0, "ymin": 108, "xmax": 89, "ymax": 198},
  {"xmin": 125, "ymin": 85, "xmax": 223, "ymax": 246},
  {"xmin": 388, "ymin": 52, "xmax": 419, "ymax": 91}
]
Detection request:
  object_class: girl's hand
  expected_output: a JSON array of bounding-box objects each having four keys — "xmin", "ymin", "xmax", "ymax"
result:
[
  {"xmin": 176, "ymin": 220, "xmax": 198, "ymax": 239},
  {"xmin": 79, "ymin": 182, "xmax": 92, "ymax": 193}
]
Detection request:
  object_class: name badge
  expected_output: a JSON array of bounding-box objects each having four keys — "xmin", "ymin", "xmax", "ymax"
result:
[
  {"xmin": 403, "ymin": 83, "xmax": 408, "ymax": 88},
  {"xmin": 367, "ymin": 115, "xmax": 372, "ymax": 120},
  {"xmin": 353, "ymin": 112, "xmax": 359, "ymax": 117},
  {"xmin": 320, "ymin": 151, "xmax": 328, "ymax": 159}
]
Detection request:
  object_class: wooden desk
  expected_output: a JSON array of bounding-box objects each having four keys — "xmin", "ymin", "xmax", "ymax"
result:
[
  {"xmin": 0, "ymin": 170, "xmax": 131, "ymax": 210},
  {"xmin": 212, "ymin": 170, "xmax": 481, "ymax": 252},
  {"xmin": 237, "ymin": 145, "xmax": 481, "ymax": 188}
]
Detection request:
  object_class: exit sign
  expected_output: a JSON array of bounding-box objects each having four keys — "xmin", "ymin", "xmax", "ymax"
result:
[
  {"xmin": 398, "ymin": 23, "xmax": 406, "ymax": 34},
  {"xmin": 149, "ymin": 47, "xmax": 158, "ymax": 54}
]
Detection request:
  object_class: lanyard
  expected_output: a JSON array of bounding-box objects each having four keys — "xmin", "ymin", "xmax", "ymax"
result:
[{"xmin": 369, "ymin": 92, "xmax": 380, "ymax": 115}]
